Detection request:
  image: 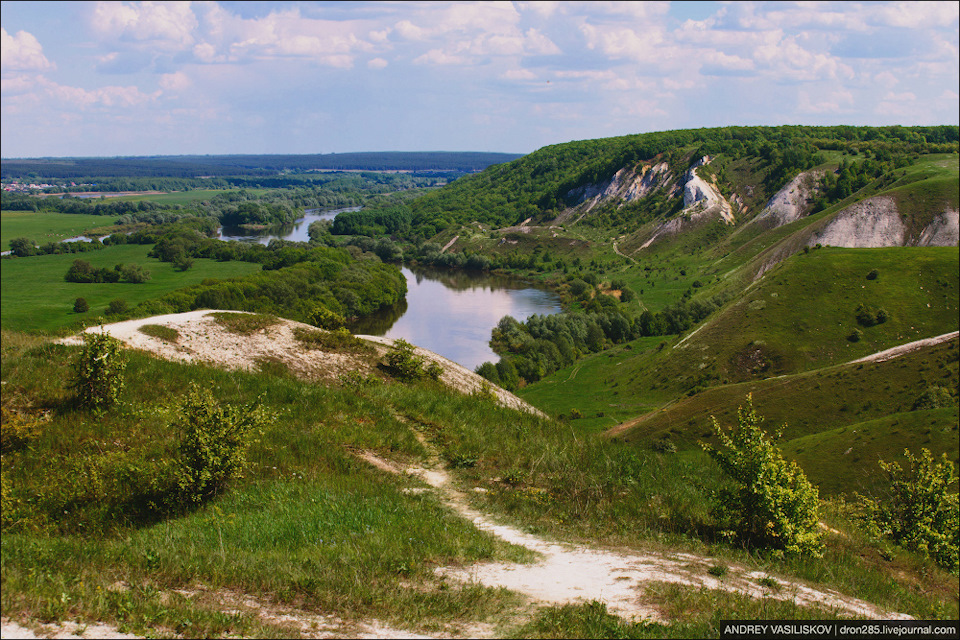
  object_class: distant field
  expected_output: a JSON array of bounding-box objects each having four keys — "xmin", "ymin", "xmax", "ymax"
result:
[
  {"xmin": 0, "ymin": 245, "xmax": 260, "ymax": 333},
  {"xmin": 109, "ymin": 189, "xmax": 269, "ymax": 205},
  {"xmin": 1, "ymin": 211, "xmax": 116, "ymax": 251}
]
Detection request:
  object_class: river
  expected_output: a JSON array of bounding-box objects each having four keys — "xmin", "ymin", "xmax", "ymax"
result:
[
  {"xmin": 216, "ymin": 206, "xmax": 360, "ymax": 244},
  {"xmin": 352, "ymin": 266, "xmax": 561, "ymax": 371},
  {"xmin": 61, "ymin": 206, "xmax": 562, "ymax": 370},
  {"xmin": 215, "ymin": 207, "xmax": 562, "ymax": 370}
]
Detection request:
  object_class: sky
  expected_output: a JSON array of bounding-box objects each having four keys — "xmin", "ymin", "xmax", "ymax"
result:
[{"xmin": 1, "ymin": 1, "xmax": 958, "ymax": 158}]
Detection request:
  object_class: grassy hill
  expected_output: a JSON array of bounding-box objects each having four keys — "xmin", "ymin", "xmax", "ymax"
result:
[{"xmin": 2, "ymin": 125, "xmax": 958, "ymax": 636}]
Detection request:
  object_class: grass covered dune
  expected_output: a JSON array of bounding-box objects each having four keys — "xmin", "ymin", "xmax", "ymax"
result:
[{"xmin": 2, "ymin": 326, "xmax": 957, "ymax": 638}]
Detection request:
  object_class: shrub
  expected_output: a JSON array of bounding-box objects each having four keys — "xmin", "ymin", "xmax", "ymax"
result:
[
  {"xmin": 652, "ymin": 438, "xmax": 677, "ymax": 454},
  {"xmin": 71, "ymin": 331, "xmax": 127, "ymax": 412},
  {"xmin": 702, "ymin": 395, "xmax": 823, "ymax": 556},
  {"xmin": 120, "ymin": 263, "xmax": 151, "ymax": 283},
  {"xmin": 913, "ymin": 385, "xmax": 955, "ymax": 410},
  {"xmin": 866, "ymin": 269, "xmax": 879, "ymax": 280},
  {"xmin": 73, "ymin": 297, "xmax": 89, "ymax": 313},
  {"xmin": 858, "ymin": 449, "xmax": 958, "ymax": 573},
  {"xmin": 106, "ymin": 299, "xmax": 129, "ymax": 316},
  {"xmin": 384, "ymin": 338, "xmax": 434, "ymax": 381},
  {"xmin": 9, "ymin": 237, "xmax": 37, "ymax": 257},
  {"xmin": 173, "ymin": 384, "xmax": 270, "ymax": 503}
]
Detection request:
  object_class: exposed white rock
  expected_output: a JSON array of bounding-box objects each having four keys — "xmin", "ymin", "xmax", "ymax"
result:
[
  {"xmin": 681, "ymin": 156, "xmax": 734, "ymax": 224},
  {"xmin": 917, "ymin": 210, "xmax": 960, "ymax": 246},
  {"xmin": 754, "ymin": 171, "xmax": 820, "ymax": 228},
  {"xmin": 809, "ymin": 196, "xmax": 959, "ymax": 248},
  {"xmin": 564, "ymin": 162, "xmax": 676, "ymax": 214},
  {"xmin": 809, "ymin": 196, "xmax": 905, "ymax": 247}
]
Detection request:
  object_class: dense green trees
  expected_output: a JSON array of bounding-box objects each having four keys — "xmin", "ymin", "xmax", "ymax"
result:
[{"xmin": 324, "ymin": 125, "xmax": 957, "ymax": 243}]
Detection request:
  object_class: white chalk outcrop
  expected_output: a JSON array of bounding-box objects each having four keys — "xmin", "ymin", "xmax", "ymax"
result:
[
  {"xmin": 809, "ymin": 196, "xmax": 959, "ymax": 248},
  {"xmin": 681, "ymin": 156, "xmax": 734, "ymax": 224},
  {"xmin": 638, "ymin": 157, "xmax": 734, "ymax": 249},
  {"xmin": 565, "ymin": 162, "xmax": 675, "ymax": 215},
  {"xmin": 753, "ymin": 171, "xmax": 820, "ymax": 229}
]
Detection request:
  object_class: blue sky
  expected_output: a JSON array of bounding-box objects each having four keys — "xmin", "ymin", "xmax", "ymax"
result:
[{"xmin": 2, "ymin": 1, "xmax": 958, "ymax": 158}]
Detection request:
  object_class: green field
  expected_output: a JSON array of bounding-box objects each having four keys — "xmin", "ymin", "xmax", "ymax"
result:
[
  {"xmin": 0, "ymin": 245, "xmax": 260, "ymax": 333},
  {"xmin": 1, "ymin": 211, "xmax": 117, "ymax": 251},
  {"xmin": 109, "ymin": 189, "xmax": 269, "ymax": 205}
]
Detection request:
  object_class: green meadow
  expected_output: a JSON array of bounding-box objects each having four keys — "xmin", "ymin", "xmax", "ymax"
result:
[
  {"xmin": 0, "ymin": 245, "xmax": 260, "ymax": 333},
  {"xmin": 2, "ymin": 211, "xmax": 117, "ymax": 251}
]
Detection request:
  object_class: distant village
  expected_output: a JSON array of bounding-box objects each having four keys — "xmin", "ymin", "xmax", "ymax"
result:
[{"xmin": 2, "ymin": 181, "xmax": 95, "ymax": 194}]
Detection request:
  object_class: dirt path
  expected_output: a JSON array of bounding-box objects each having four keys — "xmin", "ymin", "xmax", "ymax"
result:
[
  {"xmin": 359, "ymin": 433, "xmax": 911, "ymax": 625},
  {"xmin": 849, "ymin": 331, "xmax": 958, "ymax": 364}
]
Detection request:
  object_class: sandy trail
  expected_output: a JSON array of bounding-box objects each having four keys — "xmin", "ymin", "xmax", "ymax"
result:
[{"xmin": 360, "ymin": 434, "xmax": 911, "ymax": 624}]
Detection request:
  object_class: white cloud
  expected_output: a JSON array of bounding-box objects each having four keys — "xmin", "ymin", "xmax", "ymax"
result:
[
  {"xmin": 413, "ymin": 49, "xmax": 466, "ymax": 65},
  {"xmin": 502, "ymin": 68, "xmax": 537, "ymax": 81},
  {"xmin": 871, "ymin": 1, "xmax": 959, "ymax": 29},
  {"xmin": 797, "ymin": 87, "xmax": 855, "ymax": 114},
  {"xmin": 92, "ymin": 1, "xmax": 198, "ymax": 50},
  {"xmin": 159, "ymin": 71, "xmax": 191, "ymax": 92},
  {"xmin": 1, "ymin": 28, "xmax": 54, "ymax": 72},
  {"xmin": 38, "ymin": 76, "xmax": 161, "ymax": 108},
  {"xmin": 367, "ymin": 57, "xmax": 389, "ymax": 70}
]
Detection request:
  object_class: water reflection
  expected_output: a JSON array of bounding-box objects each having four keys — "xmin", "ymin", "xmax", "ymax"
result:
[
  {"xmin": 216, "ymin": 206, "xmax": 360, "ymax": 244},
  {"xmin": 351, "ymin": 266, "xmax": 561, "ymax": 371}
]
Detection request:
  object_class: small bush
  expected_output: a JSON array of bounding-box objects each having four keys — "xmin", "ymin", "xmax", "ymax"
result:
[
  {"xmin": 106, "ymin": 299, "xmax": 129, "ymax": 316},
  {"xmin": 858, "ymin": 449, "xmax": 959, "ymax": 573},
  {"xmin": 173, "ymin": 384, "xmax": 270, "ymax": 503},
  {"xmin": 848, "ymin": 328, "xmax": 862, "ymax": 342},
  {"xmin": 73, "ymin": 297, "xmax": 89, "ymax": 313},
  {"xmin": 913, "ymin": 385, "xmax": 955, "ymax": 410},
  {"xmin": 652, "ymin": 438, "xmax": 677, "ymax": 454},
  {"xmin": 384, "ymin": 338, "xmax": 439, "ymax": 382},
  {"xmin": 293, "ymin": 326, "xmax": 371, "ymax": 353},
  {"xmin": 71, "ymin": 331, "xmax": 127, "ymax": 412},
  {"xmin": 1, "ymin": 392, "xmax": 49, "ymax": 453},
  {"xmin": 866, "ymin": 269, "xmax": 879, "ymax": 280},
  {"xmin": 702, "ymin": 395, "xmax": 823, "ymax": 556},
  {"xmin": 120, "ymin": 263, "xmax": 151, "ymax": 283}
]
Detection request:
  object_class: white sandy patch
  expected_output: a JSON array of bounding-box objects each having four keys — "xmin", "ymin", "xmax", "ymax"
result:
[{"xmin": 58, "ymin": 311, "xmax": 542, "ymax": 416}]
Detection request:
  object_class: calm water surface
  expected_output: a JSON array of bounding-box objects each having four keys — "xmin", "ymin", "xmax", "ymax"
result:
[
  {"xmin": 216, "ymin": 206, "xmax": 360, "ymax": 244},
  {"xmin": 352, "ymin": 266, "xmax": 561, "ymax": 371},
  {"xmin": 213, "ymin": 208, "xmax": 562, "ymax": 369},
  {"xmin": 53, "ymin": 206, "xmax": 560, "ymax": 371}
]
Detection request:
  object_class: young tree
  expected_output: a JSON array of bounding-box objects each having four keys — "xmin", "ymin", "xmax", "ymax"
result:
[
  {"xmin": 858, "ymin": 449, "xmax": 958, "ymax": 573},
  {"xmin": 9, "ymin": 237, "xmax": 37, "ymax": 257},
  {"xmin": 72, "ymin": 331, "xmax": 127, "ymax": 412},
  {"xmin": 702, "ymin": 394, "xmax": 823, "ymax": 556},
  {"xmin": 120, "ymin": 263, "xmax": 151, "ymax": 283},
  {"xmin": 173, "ymin": 384, "xmax": 270, "ymax": 503}
]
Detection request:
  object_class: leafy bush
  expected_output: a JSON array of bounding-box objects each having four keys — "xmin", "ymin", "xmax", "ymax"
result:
[
  {"xmin": 858, "ymin": 448, "xmax": 959, "ymax": 573},
  {"xmin": 73, "ymin": 297, "xmax": 89, "ymax": 313},
  {"xmin": 106, "ymin": 299, "xmax": 129, "ymax": 316},
  {"xmin": 652, "ymin": 438, "xmax": 677, "ymax": 454},
  {"xmin": 912, "ymin": 385, "xmax": 955, "ymax": 410},
  {"xmin": 173, "ymin": 384, "xmax": 270, "ymax": 503},
  {"xmin": 383, "ymin": 338, "xmax": 441, "ymax": 381},
  {"xmin": 119, "ymin": 263, "xmax": 151, "ymax": 283},
  {"xmin": 702, "ymin": 395, "xmax": 823, "ymax": 556},
  {"xmin": 71, "ymin": 331, "xmax": 127, "ymax": 412},
  {"xmin": 1, "ymin": 391, "xmax": 49, "ymax": 453}
]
